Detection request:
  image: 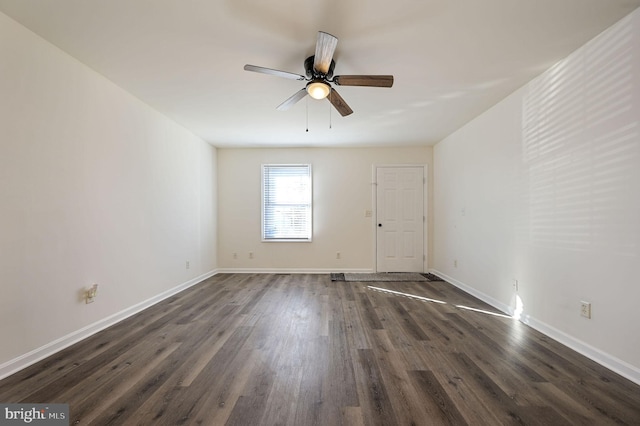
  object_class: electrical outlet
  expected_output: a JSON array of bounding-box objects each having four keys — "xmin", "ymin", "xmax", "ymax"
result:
[
  {"xmin": 580, "ymin": 301, "xmax": 591, "ymax": 319},
  {"xmin": 249, "ymin": 252, "xmax": 254, "ymax": 259},
  {"xmin": 453, "ymin": 259, "xmax": 458, "ymax": 268},
  {"xmin": 336, "ymin": 252, "xmax": 341, "ymax": 259},
  {"xmin": 233, "ymin": 253, "xmax": 238, "ymax": 259},
  {"xmin": 186, "ymin": 261, "xmax": 190, "ymax": 269},
  {"xmin": 514, "ymin": 280, "xmax": 518, "ymax": 291}
]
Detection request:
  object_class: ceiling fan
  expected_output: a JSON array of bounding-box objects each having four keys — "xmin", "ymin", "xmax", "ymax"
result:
[{"xmin": 244, "ymin": 31, "xmax": 394, "ymax": 117}]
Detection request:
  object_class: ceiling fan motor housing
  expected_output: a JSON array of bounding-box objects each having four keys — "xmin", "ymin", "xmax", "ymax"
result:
[{"xmin": 305, "ymin": 55, "xmax": 335, "ymax": 80}]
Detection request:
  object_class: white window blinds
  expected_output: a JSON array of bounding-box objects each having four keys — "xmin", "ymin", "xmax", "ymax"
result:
[{"xmin": 262, "ymin": 164, "xmax": 312, "ymax": 241}]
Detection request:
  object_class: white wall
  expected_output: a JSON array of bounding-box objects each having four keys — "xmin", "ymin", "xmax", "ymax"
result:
[
  {"xmin": 433, "ymin": 9, "xmax": 640, "ymax": 383},
  {"xmin": 218, "ymin": 147, "xmax": 432, "ymax": 272},
  {"xmin": 0, "ymin": 12, "xmax": 217, "ymax": 375}
]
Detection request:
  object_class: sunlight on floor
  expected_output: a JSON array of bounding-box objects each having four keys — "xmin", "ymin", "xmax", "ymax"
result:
[
  {"xmin": 454, "ymin": 304, "xmax": 512, "ymax": 319},
  {"xmin": 367, "ymin": 285, "xmax": 513, "ymax": 319},
  {"xmin": 367, "ymin": 285, "xmax": 447, "ymax": 304}
]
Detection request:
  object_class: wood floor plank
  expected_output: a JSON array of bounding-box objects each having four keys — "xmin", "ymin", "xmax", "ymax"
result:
[
  {"xmin": 428, "ymin": 365, "xmax": 506, "ymax": 425},
  {"xmin": 525, "ymin": 381, "xmax": 610, "ymax": 425},
  {"xmin": 193, "ymin": 349, "xmax": 264, "ymax": 426},
  {"xmin": 551, "ymin": 377, "xmax": 640, "ymax": 425},
  {"xmin": 406, "ymin": 304, "xmax": 460, "ymax": 346},
  {"xmin": 258, "ymin": 366, "xmax": 304, "ymax": 426},
  {"xmin": 75, "ymin": 342, "xmax": 182, "ymax": 425},
  {"xmin": 326, "ymin": 318, "xmax": 359, "ymax": 407},
  {"xmin": 369, "ymin": 331, "xmax": 433, "ymax": 425},
  {"xmin": 342, "ymin": 299, "xmax": 372, "ymax": 350},
  {"xmin": 354, "ymin": 348, "xmax": 399, "ymax": 426},
  {"xmin": 55, "ymin": 323, "xmax": 189, "ymax": 410},
  {"xmin": 145, "ymin": 326, "xmax": 256, "ymax": 425},
  {"xmin": 336, "ymin": 280, "xmax": 356, "ymax": 302},
  {"xmin": 451, "ymin": 352, "xmax": 547, "ymax": 425},
  {"xmin": 1, "ymin": 273, "xmax": 639, "ymax": 425},
  {"xmin": 386, "ymin": 297, "xmax": 431, "ymax": 341},
  {"xmin": 224, "ymin": 357, "xmax": 276, "ymax": 426},
  {"xmin": 445, "ymin": 313, "xmax": 554, "ymax": 406},
  {"xmin": 293, "ymin": 336, "xmax": 330, "ymax": 426},
  {"xmin": 408, "ymin": 369, "xmax": 468, "ymax": 425},
  {"xmin": 356, "ymin": 292, "xmax": 384, "ymax": 330},
  {"xmin": 376, "ymin": 305, "xmax": 420, "ymax": 351},
  {"xmin": 176, "ymin": 306, "xmax": 244, "ymax": 387},
  {"xmin": 342, "ymin": 406, "xmax": 365, "ymax": 425}
]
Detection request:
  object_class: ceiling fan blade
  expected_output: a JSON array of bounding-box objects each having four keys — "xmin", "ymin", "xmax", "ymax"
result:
[
  {"xmin": 328, "ymin": 88, "xmax": 353, "ymax": 117},
  {"xmin": 276, "ymin": 89, "xmax": 308, "ymax": 111},
  {"xmin": 313, "ymin": 32, "xmax": 338, "ymax": 75},
  {"xmin": 334, "ymin": 75, "xmax": 394, "ymax": 87},
  {"xmin": 244, "ymin": 64, "xmax": 305, "ymax": 80}
]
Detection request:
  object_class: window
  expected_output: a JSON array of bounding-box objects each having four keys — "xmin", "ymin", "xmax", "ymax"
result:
[{"xmin": 262, "ymin": 164, "xmax": 312, "ymax": 241}]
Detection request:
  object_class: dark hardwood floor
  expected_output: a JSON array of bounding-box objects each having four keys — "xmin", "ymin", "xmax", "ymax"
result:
[{"xmin": 1, "ymin": 273, "xmax": 639, "ymax": 425}]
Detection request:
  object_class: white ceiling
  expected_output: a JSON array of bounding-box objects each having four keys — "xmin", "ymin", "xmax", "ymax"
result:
[{"xmin": 1, "ymin": 0, "xmax": 639, "ymax": 148}]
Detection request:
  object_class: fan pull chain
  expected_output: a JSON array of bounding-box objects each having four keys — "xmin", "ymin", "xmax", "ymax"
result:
[
  {"xmin": 329, "ymin": 91, "xmax": 332, "ymax": 129},
  {"xmin": 306, "ymin": 96, "xmax": 309, "ymax": 132}
]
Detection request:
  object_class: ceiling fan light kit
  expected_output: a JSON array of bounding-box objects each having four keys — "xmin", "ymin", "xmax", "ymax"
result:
[
  {"xmin": 244, "ymin": 31, "xmax": 394, "ymax": 117},
  {"xmin": 306, "ymin": 80, "xmax": 331, "ymax": 99}
]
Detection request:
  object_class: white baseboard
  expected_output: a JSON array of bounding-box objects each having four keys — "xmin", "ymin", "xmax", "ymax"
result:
[
  {"xmin": 429, "ymin": 269, "xmax": 640, "ymax": 386},
  {"xmin": 0, "ymin": 269, "xmax": 218, "ymax": 381},
  {"xmin": 216, "ymin": 268, "xmax": 373, "ymax": 274}
]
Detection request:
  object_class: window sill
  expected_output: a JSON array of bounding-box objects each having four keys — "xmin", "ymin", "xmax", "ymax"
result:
[{"xmin": 262, "ymin": 239, "xmax": 313, "ymax": 243}]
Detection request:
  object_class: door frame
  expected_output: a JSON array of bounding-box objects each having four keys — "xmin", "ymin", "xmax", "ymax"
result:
[{"xmin": 372, "ymin": 164, "xmax": 429, "ymax": 273}]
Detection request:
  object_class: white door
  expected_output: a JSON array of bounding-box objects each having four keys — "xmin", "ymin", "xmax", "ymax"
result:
[{"xmin": 376, "ymin": 167, "xmax": 424, "ymax": 272}]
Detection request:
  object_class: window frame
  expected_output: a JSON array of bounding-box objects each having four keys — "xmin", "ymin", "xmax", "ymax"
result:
[{"xmin": 261, "ymin": 163, "xmax": 313, "ymax": 242}]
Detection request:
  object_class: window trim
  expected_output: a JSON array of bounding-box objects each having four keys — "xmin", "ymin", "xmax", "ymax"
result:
[{"xmin": 261, "ymin": 163, "xmax": 313, "ymax": 242}]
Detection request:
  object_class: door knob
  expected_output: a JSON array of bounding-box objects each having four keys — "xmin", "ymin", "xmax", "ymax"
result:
[{"xmin": 378, "ymin": 223, "xmax": 382, "ymax": 227}]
